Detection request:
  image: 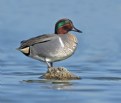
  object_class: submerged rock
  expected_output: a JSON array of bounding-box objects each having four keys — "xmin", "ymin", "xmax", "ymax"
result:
[{"xmin": 41, "ymin": 67, "xmax": 81, "ymax": 80}]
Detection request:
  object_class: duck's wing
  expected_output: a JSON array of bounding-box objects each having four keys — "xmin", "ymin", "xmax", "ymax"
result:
[{"xmin": 18, "ymin": 34, "xmax": 56, "ymax": 49}]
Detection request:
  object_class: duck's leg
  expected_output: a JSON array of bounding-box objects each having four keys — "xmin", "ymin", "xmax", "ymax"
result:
[
  {"xmin": 47, "ymin": 62, "xmax": 53, "ymax": 72},
  {"xmin": 45, "ymin": 59, "xmax": 53, "ymax": 72},
  {"xmin": 50, "ymin": 62, "xmax": 53, "ymax": 67},
  {"xmin": 46, "ymin": 61, "xmax": 52, "ymax": 67}
]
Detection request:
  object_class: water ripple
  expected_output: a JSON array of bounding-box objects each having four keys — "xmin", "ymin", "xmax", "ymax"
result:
[{"xmin": 90, "ymin": 76, "xmax": 121, "ymax": 81}]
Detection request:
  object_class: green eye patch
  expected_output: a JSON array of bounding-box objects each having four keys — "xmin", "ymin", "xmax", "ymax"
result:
[{"xmin": 55, "ymin": 20, "xmax": 70, "ymax": 31}]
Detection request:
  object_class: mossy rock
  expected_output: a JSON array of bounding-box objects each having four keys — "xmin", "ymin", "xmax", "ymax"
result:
[{"xmin": 40, "ymin": 67, "xmax": 81, "ymax": 80}]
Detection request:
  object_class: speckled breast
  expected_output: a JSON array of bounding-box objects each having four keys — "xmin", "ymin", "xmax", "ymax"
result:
[{"xmin": 56, "ymin": 33, "xmax": 78, "ymax": 60}]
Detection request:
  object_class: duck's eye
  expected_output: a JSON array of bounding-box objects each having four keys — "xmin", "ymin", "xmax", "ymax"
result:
[
  {"xmin": 63, "ymin": 26, "xmax": 68, "ymax": 29},
  {"xmin": 63, "ymin": 24, "xmax": 72, "ymax": 31}
]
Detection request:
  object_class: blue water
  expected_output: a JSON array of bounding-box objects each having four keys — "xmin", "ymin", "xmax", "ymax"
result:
[{"xmin": 0, "ymin": 0, "xmax": 121, "ymax": 103}]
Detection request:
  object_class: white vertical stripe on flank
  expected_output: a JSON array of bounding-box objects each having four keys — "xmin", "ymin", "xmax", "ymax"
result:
[{"xmin": 59, "ymin": 37, "xmax": 64, "ymax": 48}]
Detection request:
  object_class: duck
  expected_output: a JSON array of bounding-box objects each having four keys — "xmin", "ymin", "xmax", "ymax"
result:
[{"xmin": 17, "ymin": 18, "xmax": 82, "ymax": 70}]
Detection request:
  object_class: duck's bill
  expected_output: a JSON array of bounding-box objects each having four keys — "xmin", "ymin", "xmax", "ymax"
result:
[{"xmin": 72, "ymin": 27, "xmax": 83, "ymax": 33}]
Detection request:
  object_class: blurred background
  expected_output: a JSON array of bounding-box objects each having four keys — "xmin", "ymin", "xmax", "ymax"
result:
[{"xmin": 0, "ymin": 0, "xmax": 121, "ymax": 103}]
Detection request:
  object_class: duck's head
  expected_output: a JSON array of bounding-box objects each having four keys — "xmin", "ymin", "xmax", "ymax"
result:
[{"xmin": 55, "ymin": 18, "xmax": 82, "ymax": 34}]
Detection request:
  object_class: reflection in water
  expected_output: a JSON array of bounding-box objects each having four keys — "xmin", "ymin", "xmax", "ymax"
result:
[
  {"xmin": 22, "ymin": 79, "xmax": 107, "ymax": 92},
  {"xmin": 22, "ymin": 79, "xmax": 73, "ymax": 90},
  {"xmin": 91, "ymin": 76, "xmax": 121, "ymax": 81}
]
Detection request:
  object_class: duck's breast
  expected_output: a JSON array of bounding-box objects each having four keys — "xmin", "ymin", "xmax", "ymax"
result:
[{"xmin": 58, "ymin": 33, "xmax": 78, "ymax": 59}]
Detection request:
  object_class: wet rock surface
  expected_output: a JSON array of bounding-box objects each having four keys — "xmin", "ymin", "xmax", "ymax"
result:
[{"xmin": 41, "ymin": 67, "xmax": 81, "ymax": 80}]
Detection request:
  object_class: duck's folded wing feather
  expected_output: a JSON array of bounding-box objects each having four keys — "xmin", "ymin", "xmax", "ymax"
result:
[{"xmin": 19, "ymin": 34, "xmax": 56, "ymax": 49}]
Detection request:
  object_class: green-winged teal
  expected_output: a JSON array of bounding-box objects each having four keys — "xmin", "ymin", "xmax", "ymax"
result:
[{"xmin": 17, "ymin": 18, "xmax": 82, "ymax": 69}]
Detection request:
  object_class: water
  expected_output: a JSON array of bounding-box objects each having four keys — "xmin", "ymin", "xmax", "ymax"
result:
[{"xmin": 0, "ymin": 0, "xmax": 121, "ymax": 103}]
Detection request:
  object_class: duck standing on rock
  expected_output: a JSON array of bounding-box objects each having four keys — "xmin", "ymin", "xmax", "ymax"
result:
[{"xmin": 17, "ymin": 18, "xmax": 82, "ymax": 72}]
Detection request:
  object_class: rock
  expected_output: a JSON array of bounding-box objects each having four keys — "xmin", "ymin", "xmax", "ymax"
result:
[{"xmin": 40, "ymin": 67, "xmax": 81, "ymax": 80}]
